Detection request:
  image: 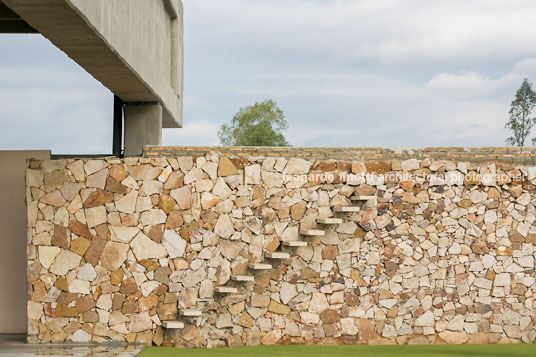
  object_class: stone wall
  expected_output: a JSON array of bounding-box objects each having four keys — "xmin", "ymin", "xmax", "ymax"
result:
[{"xmin": 25, "ymin": 153, "xmax": 536, "ymax": 347}]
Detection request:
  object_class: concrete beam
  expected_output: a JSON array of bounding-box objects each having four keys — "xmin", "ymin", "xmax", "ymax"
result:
[
  {"xmin": 2, "ymin": 0, "xmax": 183, "ymax": 128},
  {"xmin": 124, "ymin": 103, "xmax": 162, "ymax": 157}
]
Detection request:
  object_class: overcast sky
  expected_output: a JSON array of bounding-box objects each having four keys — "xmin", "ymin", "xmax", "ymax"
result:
[{"xmin": 2, "ymin": 0, "xmax": 536, "ymax": 154}]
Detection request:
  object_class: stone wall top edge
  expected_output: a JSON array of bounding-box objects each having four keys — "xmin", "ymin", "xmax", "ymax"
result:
[
  {"xmin": 29, "ymin": 147, "xmax": 536, "ymax": 167},
  {"xmin": 140, "ymin": 146, "xmax": 536, "ymax": 165},
  {"xmin": 144, "ymin": 145, "xmax": 536, "ymax": 151},
  {"xmin": 29, "ymin": 156, "xmax": 536, "ymax": 164}
]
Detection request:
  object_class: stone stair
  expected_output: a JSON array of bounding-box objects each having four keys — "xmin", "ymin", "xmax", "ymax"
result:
[
  {"xmin": 248, "ymin": 263, "xmax": 272, "ymax": 270},
  {"xmin": 300, "ymin": 229, "xmax": 325, "ymax": 236},
  {"xmin": 333, "ymin": 206, "xmax": 360, "ymax": 213},
  {"xmin": 298, "ymin": 193, "xmax": 377, "ymax": 242},
  {"xmin": 214, "ymin": 286, "xmax": 238, "ymax": 294},
  {"xmin": 282, "ymin": 241, "xmax": 307, "ymax": 247},
  {"xmin": 317, "ymin": 218, "xmax": 343, "ymax": 225},
  {"xmin": 180, "ymin": 309, "xmax": 203, "ymax": 317},
  {"xmin": 161, "ymin": 308, "xmax": 203, "ymax": 330},
  {"xmin": 265, "ymin": 251, "xmax": 290, "ymax": 259},
  {"xmin": 162, "ymin": 190, "xmax": 378, "ymax": 332},
  {"xmin": 350, "ymin": 195, "xmax": 378, "ymax": 208},
  {"xmin": 162, "ymin": 321, "xmax": 184, "ymax": 329}
]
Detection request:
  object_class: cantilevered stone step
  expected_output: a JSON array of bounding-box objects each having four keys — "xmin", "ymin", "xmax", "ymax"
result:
[
  {"xmin": 214, "ymin": 286, "xmax": 238, "ymax": 293},
  {"xmin": 283, "ymin": 240, "xmax": 308, "ymax": 247},
  {"xmin": 197, "ymin": 298, "xmax": 214, "ymax": 303},
  {"xmin": 248, "ymin": 263, "xmax": 272, "ymax": 270},
  {"xmin": 350, "ymin": 195, "xmax": 377, "ymax": 201},
  {"xmin": 333, "ymin": 206, "xmax": 360, "ymax": 213},
  {"xmin": 282, "ymin": 241, "xmax": 308, "ymax": 247},
  {"xmin": 162, "ymin": 321, "xmax": 184, "ymax": 329},
  {"xmin": 317, "ymin": 218, "xmax": 343, "ymax": 224},
  {"xmin": 265, "ymin": 252, "xmax": 290, "ymax": 259},
  {"xmin": 231, "ymin": 275, "xmax": 254, "ymax": 282},
  {"xmin": 300, "ymin": 229, "xmax": 325, "ymax": 236},
  {"xmin": 180, "ymin": 310, "xmax": 202, "ymax": 317}
]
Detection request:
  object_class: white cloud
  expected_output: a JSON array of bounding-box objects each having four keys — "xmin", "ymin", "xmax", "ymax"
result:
[
  {"xmin": 429, "ymin": 71, "xmax": 491, "ymax": 89},
  {"xmin": 185, "ymin": 0, "xmax": 536, "ymax": 64},
  {"xmin": 427, "ymin": 58, "xmax": 536, "ymax": 97},
  {"xmin": 163, "ymin": 120, "xmax": 220, "ymax": 146},
  {"xmin": 511, "ymin": 58, "xmax": 536, "ymax": 77}
]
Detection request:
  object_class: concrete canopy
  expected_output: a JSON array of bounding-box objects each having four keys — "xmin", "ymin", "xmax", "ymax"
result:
[{"xmin": 1, "ymin": 0, "xmax": 183, "ymax": 129}]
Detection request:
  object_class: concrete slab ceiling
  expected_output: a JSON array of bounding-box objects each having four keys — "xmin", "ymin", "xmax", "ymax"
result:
[{"xmin": 1, "ymin": 0, "xmax": 182, "ymax": 128}]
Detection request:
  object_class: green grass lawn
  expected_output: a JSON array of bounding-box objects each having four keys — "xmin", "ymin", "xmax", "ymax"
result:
[{"xmin": 138, "ymin": 344, "xmax": 536, "ymax": 357}]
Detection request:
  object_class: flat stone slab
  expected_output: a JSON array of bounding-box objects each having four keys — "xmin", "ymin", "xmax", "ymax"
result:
[
  {"xmin": 317, "ymin": 218, "xmax": 343, "ymax": 224},
  {"xmin": 162, "ymin": 321, "xmax": 184, "ymax": 329},
  {"xmin": 350, "ymin": 195, "xmax": 378, "ymax": 201},
  {"xmin": 265, "ymin": 252, "xmax": 290, "ymax": 259},
  {"xmin": 248, "ymin": 263, "xmax": 272, "ymax": 270},
  {"xmin": 300, "ymin": 229, "xmax": 325, "ymax": 236},
  {"xmin": 180, "ymin": 310, "xmax": 202, "ymax": 317},
  {"xmin": 214, "ymin": 286, "xmax": 238, "ymax": 293},
  {"xmin": 197, "ymin": 298, "xmax": 214, "ymax": 303},
  {"xmin": 231, "ymin": 275, "xmax": 255, "ymax": 282},
  {"xmin": 333, "ymin": 206, "xmax": 361, "ymax": 213},
  {"xmin": 282, "ymin": 241, "xmax": 308, "ymax": 247}
]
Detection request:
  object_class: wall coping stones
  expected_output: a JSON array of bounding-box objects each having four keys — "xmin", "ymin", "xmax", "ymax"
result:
[{"xmin": 144, "ymin": 146, "xmax": 536, "ymax": 165}]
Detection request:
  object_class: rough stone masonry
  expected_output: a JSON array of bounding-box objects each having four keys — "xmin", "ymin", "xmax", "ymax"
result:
[{"xmin": 25, "ymin": 150, "xmax": 536, "ymax": 347}]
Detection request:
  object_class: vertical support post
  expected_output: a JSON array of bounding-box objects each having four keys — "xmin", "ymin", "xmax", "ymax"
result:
[
  {"xmin": 123, "ymin": 103, "xmax": 162, "ymax": 157},
  {"xmin": 113, "ymin": 95, "xmax": 123, "ymax": 158}
]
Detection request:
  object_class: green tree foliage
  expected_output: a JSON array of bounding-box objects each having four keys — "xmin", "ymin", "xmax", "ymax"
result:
[
  {"xmin": 218, "ymin": 99, "xmax": 290, "ymax": 147},
  {"xmin": 505, "ymin": 79, "xmax": 536, "ymax": 147}
]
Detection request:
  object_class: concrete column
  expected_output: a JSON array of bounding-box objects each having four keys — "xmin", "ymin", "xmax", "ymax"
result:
[
  {"xmin": 0, "ymin": 150, "xmax": 50, "ymax": 334},
  {"xmin": 124, "ymin": 103, "xmax": 163, "ymax": 157}
]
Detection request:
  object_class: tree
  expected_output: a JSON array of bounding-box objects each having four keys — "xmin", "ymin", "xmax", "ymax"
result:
[
  {"xmin": 505, "ymin": 78, "xmax": 536, "ymax": 147},
  {"xmin": 218, "ymin": 99, "xmax": 290, "ymax": 147}
]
